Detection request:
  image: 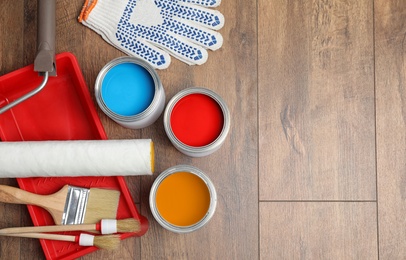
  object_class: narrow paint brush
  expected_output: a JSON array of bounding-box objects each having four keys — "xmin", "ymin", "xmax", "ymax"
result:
[
  {"xmin": 2, "ymin": 233, "xmax": 120, "ymax": 250},
  {"xmin": 0, "ymin": 184, "xmax": 120, "ymax": 224},
  {"xmin": 0, "ymin": 218, "xmax": 140, "ymax": 234}
]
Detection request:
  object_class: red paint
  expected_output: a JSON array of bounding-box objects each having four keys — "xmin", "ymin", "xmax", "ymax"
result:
[{"xmin": 170, "ymin": 93, "xmax": 224, "ymax": 147}]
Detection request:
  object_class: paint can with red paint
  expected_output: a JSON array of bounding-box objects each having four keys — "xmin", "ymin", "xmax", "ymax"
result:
[{"xmin": 164, "ymin": 87, "xmax": 230, "ymax": 157}]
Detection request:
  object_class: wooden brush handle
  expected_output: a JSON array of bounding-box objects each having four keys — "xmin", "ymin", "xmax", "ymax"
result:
[
  {"xmin": 0, "ymin": 185, "xmax": 48, "ymax": 206},
  {"xmin": 0, "ymin": 185, "xmax": 68, "ymax": 224},
  {"xmin": 3, "ymin": 232, "xmax": 76, "ymax": 242},
  {"xmin": 0, "ymin": 223, "xmax": 96, "ymax": 234}
]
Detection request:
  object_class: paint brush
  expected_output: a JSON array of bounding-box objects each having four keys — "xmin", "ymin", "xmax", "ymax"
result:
[
  {"xmin": 0, "ymin": 218, "xmax": 140, "ymax": 235},
  {"xmin": 2, "ymin": 233, "xmax": 120, "ymax": 250},
  {"xmin": 0, "ymin": 185, "xmax": 120, "ymax": 224}
]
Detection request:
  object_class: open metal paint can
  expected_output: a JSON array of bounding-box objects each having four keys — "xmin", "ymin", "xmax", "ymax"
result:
[
  {"xmin": 149, "ymin": 165, "xmax": 217, "ymax": 233},
  {"xmin": 95, "ymin": 57, "xmax": 165, "ymax": 129},
  {"xmin": 164, "ymin": 87, "xmax": 230, "ymax": 157}
]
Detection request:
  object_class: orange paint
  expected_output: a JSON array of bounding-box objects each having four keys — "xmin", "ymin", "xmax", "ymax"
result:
[{"xmin": 155, "ymin": 172, "xmax": 211, "ymax": 226}]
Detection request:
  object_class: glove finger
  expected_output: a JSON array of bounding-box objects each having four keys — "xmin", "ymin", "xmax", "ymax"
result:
[
  {"xmin": 115, "ymin": 20, "xmax": 209, "ymax": 66},
  {"xmin": 115, "ymin": 3, "xmax": 210, "ymax": 66},
  {"xmin": 83, "ymin": 20, "xmax": 171, "ymax": 69},
  {"xmin": 123, "ymin": 38, "xmax": 171, "ymax": 69},
  {"xmin": 163, "ymin": 18, "xmax": 223, "ymax": 50},
  {"xmin": 157, "ymin": 0, "xmax": 224, "ymax": 30},
  {"xmin": 141, "ymin": 28, "xmax": 209, "ymax": 65},
  {"xmin": 179, "ymin": 0, "xmax": 221, "ymax": 8}
]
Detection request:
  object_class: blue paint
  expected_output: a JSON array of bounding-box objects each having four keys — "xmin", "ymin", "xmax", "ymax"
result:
[{"xmin": 101, "ymin": 63, "xmax": 155, "ymax": 116}]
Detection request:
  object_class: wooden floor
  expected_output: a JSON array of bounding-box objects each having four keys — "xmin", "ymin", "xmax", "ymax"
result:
[{"xmin": 0, "ymin": 0, "xmax": 405, "ymax": 259}]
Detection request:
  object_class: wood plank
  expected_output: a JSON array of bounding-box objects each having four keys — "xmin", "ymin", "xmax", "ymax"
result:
[
  {"xmin": 0, "ymin": 1, "xmax": 26, "ymax": 260},
  {"xmin": 258, "ymin": 0, "xmax": 375, "ymax": 200},
  {"xmin": 260, "ymin": 202, "xmax": 378, "ymax": 259},
  {"xmin": 0, "ymin": 1, "xmax": 24, "ymax": 73},
  {"xmin": 375, "ymin": 0, "xmax": 406, "ymax": 259},
  {"xmin": 140, "ymin": 0, "xmax": 259, "ymax": 258}
]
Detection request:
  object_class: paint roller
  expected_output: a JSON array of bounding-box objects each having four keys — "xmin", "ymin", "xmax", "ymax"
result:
[
  {"xmin": 0, "ymin": 0, "xmax": 56, "ymax": 114},
  {"xmin": 0, "ymin": 139, "xmax": 154, "ymax": 177}
]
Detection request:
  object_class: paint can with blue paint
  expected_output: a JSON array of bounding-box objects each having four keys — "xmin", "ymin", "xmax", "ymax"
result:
[{"xmin": 95, "ymin": 57, "xmax": 165, "ymax": 129}]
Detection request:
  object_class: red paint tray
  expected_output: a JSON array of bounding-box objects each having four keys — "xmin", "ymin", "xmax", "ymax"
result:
[{"xmin": 0, "ymin": 52, "xmax": 148, "ymax": 260}]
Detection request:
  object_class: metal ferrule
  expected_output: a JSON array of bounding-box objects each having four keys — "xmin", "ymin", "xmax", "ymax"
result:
[{"xmin": 61, "ymin": 186, "xmax": 89, "ymax": 225}]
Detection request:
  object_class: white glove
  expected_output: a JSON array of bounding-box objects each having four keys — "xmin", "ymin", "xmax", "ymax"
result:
[{"xmin": 79, "ymin": 0, "xmax": 224, "ymax": 69}]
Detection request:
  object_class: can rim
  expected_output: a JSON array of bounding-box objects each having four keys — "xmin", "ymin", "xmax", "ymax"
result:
[
  {"xmin": 149, "ymin": 165, "xmax": 217, "ymax": 233},
  {"xmin": 163, "ymin": 87, "xmax": 231, "ymax": 156},
  {"xmin": 95, "ymin": 56, "xmax": 163, "ymax": 122}
]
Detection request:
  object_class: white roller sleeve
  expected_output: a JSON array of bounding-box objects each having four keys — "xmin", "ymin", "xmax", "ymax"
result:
[{"xmin": 0, "ymin": 139, "xmax": 154, "ymax": 178}]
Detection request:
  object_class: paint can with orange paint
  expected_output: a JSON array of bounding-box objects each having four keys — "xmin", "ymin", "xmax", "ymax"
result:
[
  {"xmin": 149, "ymin": 165, "xmax": 217, "ymax": 233},
  {"xmin": 163, "ymin": 87, "xmax": 231, "ymax": 157}
]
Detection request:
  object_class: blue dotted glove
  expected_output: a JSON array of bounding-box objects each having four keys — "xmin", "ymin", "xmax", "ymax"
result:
[{"xmin": 79, "ymin": 0, "xmax": 224, "ymax": 69}]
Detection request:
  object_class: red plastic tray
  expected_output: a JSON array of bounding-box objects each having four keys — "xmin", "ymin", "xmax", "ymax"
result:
[{"xmin": 0, "ymin": 52, "xmax": 148, "ymax": 260}]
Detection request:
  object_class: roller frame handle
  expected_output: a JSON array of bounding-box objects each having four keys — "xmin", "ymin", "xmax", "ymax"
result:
[{"xmin": 34, "ymin": 0, "xmax": 56, "ymax": 76}]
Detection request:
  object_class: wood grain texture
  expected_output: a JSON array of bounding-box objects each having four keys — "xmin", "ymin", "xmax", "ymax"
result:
[
  {"xmin": 0, "ymin": 1, "xmax": 24, "ymax": 74},
  {"xmin": 258, "ymin": 0, "xmax": 375, "ymax": 200},
  {"xmin": 375, "ymin": 0, "xmax": 406, "ymax": 259},
  {"xmin": 140, "ymin": 0, "xmax": 259, "ymax": 258},
  {"xmin": 0, "ymin": 2, "xmax": 27, "ymax": 260},
  {"xmin": 1, "ymin": 0, "xmax": 258, "ymax": 259},
  {"xmin": 260, "ymin": 202, "xmax": 378, "ymax": 259},
  {"xmin": 4, "ymin": 0, "xmax": 406, "ymax": 258}
]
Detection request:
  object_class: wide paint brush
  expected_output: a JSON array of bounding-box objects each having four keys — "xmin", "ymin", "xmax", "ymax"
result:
[
  {"xmin": 0, "ymin": 218, "xmax": 140, "ymax": 234},
  {"xmin": 0, "ymin": 185, "xmax": 120, "ymax": 224}
]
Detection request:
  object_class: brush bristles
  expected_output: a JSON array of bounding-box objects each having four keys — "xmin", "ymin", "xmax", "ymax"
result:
[
  {"xmin": 84, "ymin": 188, "xmax": 120, "ymax": 224},
  {"xmin": 117, "ymin": 218, "xmax": 141, "ymax": 233},
  {"xmin": 93, "ymin": 235, "xmax": 121, "ymax": 250}
]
